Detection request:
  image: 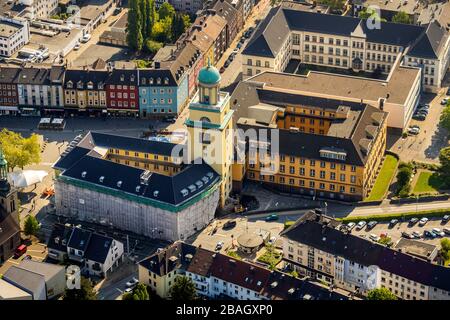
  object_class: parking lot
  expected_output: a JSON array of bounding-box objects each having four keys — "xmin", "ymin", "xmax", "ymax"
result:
[{"xmin": 349, "ymin": 216, "xmax": 450, "ymax": 247}]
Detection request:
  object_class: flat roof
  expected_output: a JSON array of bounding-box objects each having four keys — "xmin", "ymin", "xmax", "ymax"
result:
[
  {"xmin": 394, "ymin": 238, "xmax": 437, "ymax": 260},
  {"xmin": 0, "ymin": 20, "xmax": 21, "ymax": 38},
  {"xmin": 248, "ymin": 65, "xmax": 420, "ymax": 106},
  {"xmin": 0, "ymin": 279, "xmax": 32, "ymax": 300}
]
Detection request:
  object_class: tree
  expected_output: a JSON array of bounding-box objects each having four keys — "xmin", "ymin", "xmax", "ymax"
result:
[
  {"xmin": 438, "ymin": 147, "xmax": 450, "ymax": 188},
  {"xmin": 169, "ymin": 276, "xmax": 197, "ymax": 300},
  {"xmin": 358, "ymin": 8, "xmax": 386, "ymax": 22},
  {"xmin": 440, "ymin": 102, "xmax": 450, "ymax": 132},
  {"xmin": 396, "ymin": 164, "xmax": 412, "ymax": 197},
  {"xmin": 145, "ymin": 39, "xmax": 163, "ymax": 54},
  {"xmin": 367, "ymin": 288, "xmax": 398, "ymax": 300},
  {"xmin": 24, "ymin": 215, "xmax": 40, "ymax": 237},
  {"xmin": 440, "ymin": 238, "xmax": 450, "ymax": 262},
  {"xmin": 392, "ymin": 11, "xmax": 412, "ymax": 24},
  {"xmin": 0, "ymin": 129, "xmax": 41, "ymax": 171},
  {"xmin": 127, "ymin": 0, "xmax": 144, "ymax": 51},
  {"xmin": 140, "ymin": 0, "xmax": 148, "ymax": 40},
  {"xmin": 122, "ymin": 283, "xmax": 150, "ymax": 300},
  {"xmin": 158, "ymin": 2, "xmax": 175, "ymax": 20},
  {"xmin": 146, "ymin": 0, "xmax": 156, "ymax": 39},
  {"xmin": 152, "ymin": 18, "xmax": 172, "ymax": 43},
  {"xmin": 63, "ymin": 277, "xmax": 97, "ymax": 300}
]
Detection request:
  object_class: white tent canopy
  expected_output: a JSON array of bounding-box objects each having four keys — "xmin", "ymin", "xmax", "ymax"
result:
[{"xmin": 8, "ymin": 170, "xmax": 48, "ymax": 188}]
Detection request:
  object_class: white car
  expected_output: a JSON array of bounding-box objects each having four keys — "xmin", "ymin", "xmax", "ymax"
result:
[
  {"xmin": 369, "ymin": 234, "xmax": 380, "ymax": 242},
  {"xmin": 419, "ymin": 217, "xmax": 429, "ymax": 226},
  {"xmin": 80, "ymin": 34, "xmax": 91, "ymax": 43},
  {"xmin": 232, "ymin": 48, "xmax": 239, "ymax": 54},
  {"xmin": 441, "ymin": 98, "xmax": 449, "ymax": 105},
  {"xmin": 407, "ymin": 127, "xmax": 420, "ymax": 135},
  {"xmin": 126, "ymin": 277, "xmax": 138, "ymax": 287},
  {"xmin": 74, "ymin": 43, "xmax": 80, "ymax": 50},
  {"xmin": 432, "ymin": 228, "xmax": 445, "ymax": 237},
  {"xmin": 356, "ymin": 221, "xmax": 367, "ymax": 230},
  {"xmin": 215, "ymin": 241, "xmax": 224, "ymax": 251},
  {"xmin": 346, "ymin": 222, "xmax": 356, "ymax": 231},
  {"xmin": 124, "ymin": 287, "xmax": 133, "ymax": 293}
]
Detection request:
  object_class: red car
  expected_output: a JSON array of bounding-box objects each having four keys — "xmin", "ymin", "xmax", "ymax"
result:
[{"xmin": 14, "ymin": 244, "xmax": 27, "ymax": 259}]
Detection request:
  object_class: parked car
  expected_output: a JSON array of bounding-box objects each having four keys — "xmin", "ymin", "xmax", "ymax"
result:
[
  {"xmin": 367, "ymin": 221, "xmax": 378, "ymax": 230},
  {"xmin": 389, "ymin": 219, "xmax": 399, "ymax": 228},
  {"xmin": 369, "ymin": 234, "xmax": 380, "ymax": 242},
  {"xmin": 232, "ymin": 48, "xmax": 239, "ymax": 54},
  {"xmin": 401, "ymin": 231, "xmax": 413, "ymax": 239},
  {"xmin": 447, "ymin": 88, "xmax": 450, "ymax": 95},
  {"xmin": 224, "ymin": 60, "xmax": 230, "ymax": 68},
  {"xmin": 346, "ymin": 222, "xmax": 356, "ymax": 231},
  {"xmin": 126, "ymin": 278, "xmax": 139, "ymax": 288},
  {"xmin": 356, "ymin": 221, "xmax": 366, "ymax": 230},
  {"xmin": 240, "ymin": 37, "xmax": 245, "ymax": 43},
  {"xmin": 442, "ymin": 215, "xmax": 450, "ymax": 224},
  {"xmin": 409, "ymin": 217, "xmax": 419, "ymax": 226},
  {"xmin": 265, "ymin": 214, "xmax": 279, "ymax": 221},
  {"xmin": 162, "ymin": 116, "xmax": 176, "ymax": 123},
  {"xmin": 80, "ymin": 34, "xmax": 91, "ymax": 43},
  {"xmin": 236, "ymin": 42, "xmax": 242, "ymax": 49},
  {"xmin": 407, "ymin": 127, "xmax": 420, "ymax": 135},
  {"xmin": 412, "ymin": 113, "xmax": 426, "ymax": 121},
  {"xmin": 74, "ymin": 43, "xmax": 80, "ymax": 50},
  {"xmin": 215, "ymin": 241, "xmax": 224, "ymax": 251},
  {"xmin": 114, "ymin": 7, "xmax": 123, "ymax": 15},
  {"xmin": 14, "ymin": 244, "xmax": 27, "ymax": 259},
  {"xmin": 432, "ymin": 228, "xmax": 445, "ymax": 237},
  {"xmin": 441, "ymin": 98, "xmax": 449, "ymax": 105},
  {"xmin": 412, "ymin": 231, "xmax": 422, "ymax": 238},
  {"xmin": 223, "ymin": 220, "xmax": 236, "ymax": 229},
  {"xmin": 443, "ymin": 228, "xmax": 450, "ymax": 235},
  {"xmin": 124, "ymin": 287, "xmax": 133, "ymax": 293},
  {"xmin": 419, "ymin": 217, "xmax": 429, "ymax": 226},
  {"xmin": 424, "ymin": 230, "xmax": 437, "ymax": 238}
]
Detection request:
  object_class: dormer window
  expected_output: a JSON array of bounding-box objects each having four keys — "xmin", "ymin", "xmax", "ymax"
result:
[
  {"xmin": 141, "ymin": 78, "xmax": 146, "ymax": 85},
  {"xmin": 120, "ymin": 74, "xmax": 125, "ymax": 81},
  {"xmin": 164, "ymin": 77, "xmax": 169, "ymax": 85},
  {"xmin": 77, "ymin": 81, "xmax": 83, "ymax": 89},
  {"xmin": 131, "ymin": 75, "xmax": 135, "ymax": 82},
  {"xmin": 157, "ymin": 77, "xmax": 161, "ymax": 84},
  {"xmin": 149, "ymin": 78, "xmax": 154, "ymax": 84},
  {"xmin": 87, "ymin": 81, "xmax": 94, "ymax": 90},
  {"xmin": 98, "ymin": 83, "xmax": 104, "ymax": 90},
  {"xmin": 67, "ymin": 81, "xmax": 73, "ymax": 89}
]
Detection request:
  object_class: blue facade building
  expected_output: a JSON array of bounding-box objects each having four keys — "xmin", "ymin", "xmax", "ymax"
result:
[{"xmin": 138, "ymin": 67, "xmax": 189, "ymax": 118}]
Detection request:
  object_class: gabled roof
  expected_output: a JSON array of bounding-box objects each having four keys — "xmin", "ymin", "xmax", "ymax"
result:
[
  {"xmin": 84, "ymin": 233, "xmax": 114, "ymax": 263},
  {"xmin": 0, "ymin": 67, "xmax": 20, "ymax": 84},
  {"xmin": 243, "ymin": 6, "xmax": 430, "ymax": 58},
  {"xmin": 46, "ymin": 223, "xmax": 72, "ymax": 252},
  {"xmin": 64, "ymin": 69, "xmax": 109, "ymax": 89},
  {"xmin": 407, "ymin": 21, "xmax": 449, "ymax": 59},
  {"xmin": 53, "ymin": 146, "xmax": 91, "ymax": 171},
  {"xmin": 105, "ymin": 69, "xmax": 138, "ymax": 85},
  {"xmin": 18, "ymin": 260, "xmax": 65, "ymax": 281},
  {"xmin": 67, "ymin": 227, "xmax": 92, "ymax": 252},
  {"xmin": 137, "ymin": 68, "xmax": 179, "ymax": 87}
]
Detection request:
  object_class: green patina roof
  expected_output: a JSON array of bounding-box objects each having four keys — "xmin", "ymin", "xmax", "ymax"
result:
[{"xmin": 198, "ymin": 60, "xmax": 221, "ymax": 85}]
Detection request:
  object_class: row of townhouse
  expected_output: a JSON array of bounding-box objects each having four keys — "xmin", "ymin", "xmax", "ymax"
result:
[
  {"xmin": 280, "ymin": 211, "xmax": 450, "ymax": 300},
  {"xmin": 242, "ymin": 5, "xmax": 450, "ymax": 93},
  {"xmin": 0, "ymin": 48, "xmax": 201, "ymax": 118},
  {"xmin": 138, "ymin": 241, "xmax": 354, "ymax": 300}
]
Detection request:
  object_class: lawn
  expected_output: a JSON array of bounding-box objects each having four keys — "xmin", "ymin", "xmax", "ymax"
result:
[
  {"xmin": 412, "ymin": 171, "xmax": 443, "ymax": 194},
  {"xmin": 365, "ymin": 155, "xmax": 398, "ymax": 201}
]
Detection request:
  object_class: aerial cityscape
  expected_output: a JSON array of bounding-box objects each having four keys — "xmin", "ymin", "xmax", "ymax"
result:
[{"xmin": 0, "ymin": 0, "xmax": 449, "ymax": 306}]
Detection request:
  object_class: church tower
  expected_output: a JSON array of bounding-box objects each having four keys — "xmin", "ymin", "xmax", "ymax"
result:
[{"xmin": 185, "ymin": 60, "xmax": 234, "ymax": 208}]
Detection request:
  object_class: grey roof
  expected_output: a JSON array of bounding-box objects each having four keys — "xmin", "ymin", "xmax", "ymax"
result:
[
  {"xmin": 64, "ymin": 69, "xmax": 109, "ymax": 89},
  {"xmin": 84, "ymin": 233, "xmax": 113, "ymax": 263},
  {"xmin": 60, "ymin": 155, "xmax": 220, "ymax": 206},
  {"xmin": 82, "ymin": 131, "xmax": 182, "ymax": 157},
  {"xmin": 18, "ymin": 260, "xmax": 65, "ymax": 281},
  {"xmin": 46, "ymin": 223, "xmax": 72, "ymax": 252},
  {"xmin": 67, "ymin": 227, "xmax": 92, "ymax": 252},
  {"xmin": 3, "ymin": 266, "xmax": 46, "ymax": 299},
  {"xmin": 281, "ymin": 211, "xmax": 450, "ymax": 292},
  {"xmin": 0, "ymin": 67, "xmax": 20, "ymax": 84},
  {"xmin": 53, "ymin": 146, "xmax": 91, "ymax": 171},
  {"xmin": 407, "ymin": 21, "xmax": 449, "ymax": 59},
  {"xmin": 243, "ymin": 6, "xmax": 437, "ymax": 58},
  {"xmin": 105, "ymin": 69, "xmax": 138, "ymax": 86}
]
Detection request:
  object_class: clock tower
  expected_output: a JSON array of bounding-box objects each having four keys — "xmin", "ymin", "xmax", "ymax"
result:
[{"xmin": 185, "ymin": 60, "xmax": 234, "ymax": 208}]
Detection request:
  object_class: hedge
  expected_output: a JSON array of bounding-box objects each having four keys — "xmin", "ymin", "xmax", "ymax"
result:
[{"xmin": 337, "ymin": 208, "xmax": 450, "ymax": 223}]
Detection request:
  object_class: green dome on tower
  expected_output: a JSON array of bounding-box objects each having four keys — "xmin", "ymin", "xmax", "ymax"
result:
[{"xmin": 198, "ymin": 60, "xmax": 221, "ymax": 85}]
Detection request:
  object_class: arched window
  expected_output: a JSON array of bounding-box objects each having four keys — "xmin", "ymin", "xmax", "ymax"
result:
[{"xmin": 200, "ymin": 117, "xmax": 211, "ymax": 123}]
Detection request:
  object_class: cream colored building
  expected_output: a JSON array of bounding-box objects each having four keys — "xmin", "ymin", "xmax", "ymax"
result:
[
  {"xmin": 281, "ymin": 211, "xmax": 450, "ymax": 300},
  {"xmin": 242, "ymin": 6, "xmax": 449, "ymax": 92}
]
